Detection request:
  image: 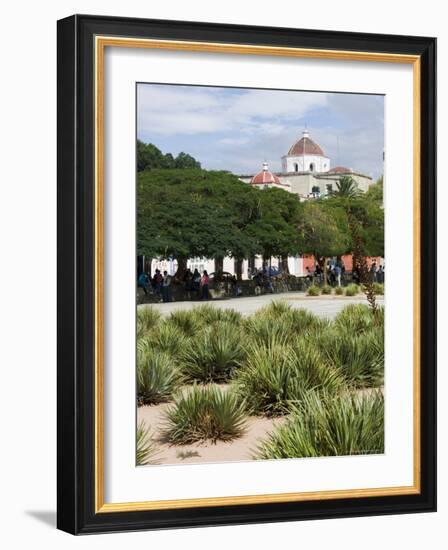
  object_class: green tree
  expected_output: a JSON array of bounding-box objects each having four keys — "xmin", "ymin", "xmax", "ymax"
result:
[
  {"xmin": 137, "ymin": 141, "xmax": 201, "ymax": 171},
  {"xmin": 137, "ymin": 169, "xmax": 257, "ymax": 276},
  {"xmin": 298, "ymin": 200, "xmax": 350, "ymax": 282},
  {"xmin": 247, "ymin": 188, "xmax": 303, "ymax": 272},
  {"xmin": 333, "ymin": 175, "xmax": 361, "ymax": 198},
  {"xmin": 365, "ymin": 176, "xmax": 383, "ymax": 205}
]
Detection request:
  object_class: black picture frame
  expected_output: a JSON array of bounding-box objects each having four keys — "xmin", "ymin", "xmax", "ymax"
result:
[{"xmin": 57, "ymin": 14, "xmax": 436, "ymax": 535}]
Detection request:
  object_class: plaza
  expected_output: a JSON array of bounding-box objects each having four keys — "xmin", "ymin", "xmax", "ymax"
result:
[{"xmin": 139, "ymin": 291, "xmax": 384, "ymax": 320}]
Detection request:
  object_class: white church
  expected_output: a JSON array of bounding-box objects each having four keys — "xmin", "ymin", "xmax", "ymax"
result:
[
  {"xmin": 152, "ymin": 131, "xmax": 374, "ymax": 278},
  {"xmin": 239, "ymin": 130, "xmax": 373, "ymax": 197}
]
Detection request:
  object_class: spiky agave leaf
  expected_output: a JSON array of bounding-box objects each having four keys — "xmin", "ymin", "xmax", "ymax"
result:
[
  {"xmin": 255, "ymin": 390, "xmax": 384, "ymax": 459},
  {"xmin": 180, "ymin": 321, "xmax": 245, "ymax": 383},
  {"xmin": 137, "ymin": 349, "xmax": 180, "ymax": 405},
  {"xmin": 162, "ymin": 385, "xmax": 247, "ymax": 444},
  {"xmin": 136, "ymin": 421, "xmax": 160, "ymax": 465}
]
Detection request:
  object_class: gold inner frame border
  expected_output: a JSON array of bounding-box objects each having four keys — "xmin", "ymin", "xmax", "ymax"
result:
[{"xmin": 94, "ymin": 36, "xmax": 421, "ymax": 514}]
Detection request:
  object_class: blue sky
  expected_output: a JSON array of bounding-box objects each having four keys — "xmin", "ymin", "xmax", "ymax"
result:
[{"xmin": 137, "ymin": 83, "xmax": 384, "ymax": 180}]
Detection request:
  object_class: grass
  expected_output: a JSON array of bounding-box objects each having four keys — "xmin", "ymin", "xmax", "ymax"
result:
[
  {"xmin": 136, "ymin": 422, "xmax": 160, "ymax": 465},
  {"xmin": 137, "ymin": 349, "xmax": 180, "ymax": 405},
  {"xmin": 162, "ymin": 385, "xmax": 247, "ymax": 444},
  {"xmin": 335, "ymin": 286, "xmax": 344, "ymax": 295},
  {"xmin": 180, "ymin": 321, "xmax": 245, "ymax": 383},
  {"xmin": 255, "ymin": 390, "xmax": 384, "ymax": 459},
  {"xmin": 321, "ymin": 285, "xmax": 332, "ymax": 295},
  {"xmin": 307, "ymin": 285, "xmax": 321, "ymax": 296}
]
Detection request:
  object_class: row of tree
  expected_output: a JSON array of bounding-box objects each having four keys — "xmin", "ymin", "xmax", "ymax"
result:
[
  {"xmin": 137, "ymin": 141, "xmax": 201, "ymax": 171},
  {"xmin": 137, "ymin": 168, "xmax": 384, "ymax": 278}
]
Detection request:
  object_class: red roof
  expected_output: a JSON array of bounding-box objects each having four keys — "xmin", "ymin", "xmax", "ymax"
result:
[
  {"xmin": 251, "ymin": 163, "xmax": 282, "ymax": 185},
  {"xmin": 288, "ymin": 136, "xmax": 325, "ymax": 156},
  {"xmin": 328, "ymin": 166, "xmax": 353, "ymax": 174}
]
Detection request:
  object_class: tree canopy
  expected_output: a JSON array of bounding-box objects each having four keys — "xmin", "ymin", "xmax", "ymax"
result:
[
  {"xmin": 137, "ymin": 168, "xmax": 384, "ymax": 272},
  {"xmin": 137, "ymin": 141, "xmax": 201, "ymax": 171}
]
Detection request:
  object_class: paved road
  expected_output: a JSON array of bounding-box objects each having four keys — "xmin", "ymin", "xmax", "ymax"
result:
[{"xmin": 139, "ymin": 291, "xmax": 384, "ymax": 320}]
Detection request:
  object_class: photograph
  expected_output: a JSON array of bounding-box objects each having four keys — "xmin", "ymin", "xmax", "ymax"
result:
[{"xmin": 135, "ymin": 83, "xmax": 386, "ymax": 467}]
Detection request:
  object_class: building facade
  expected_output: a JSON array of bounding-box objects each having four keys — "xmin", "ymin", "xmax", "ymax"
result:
[{"xmin": 239, "ymin": 130, "xmax": 373, "ymax": 198}]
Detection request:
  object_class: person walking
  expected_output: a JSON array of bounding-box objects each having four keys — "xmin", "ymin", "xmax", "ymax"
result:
[
  {"xmin": 152, "ymin": 269, "xmax": 163, "ymax": 301},
  {"xmin": 138, "ymin": 271, "xmax": 149, "ymax": 295},
  {"xmin": 334, "ymin": 263, "xmax": 342, "ymax": 287},
  {"xmin": 200, "ymin": 270, "xmax": 210, "ymax": 301},
  {"xmin": 162, "ymin": 270, "xmax": 172, "ymax": 303}
]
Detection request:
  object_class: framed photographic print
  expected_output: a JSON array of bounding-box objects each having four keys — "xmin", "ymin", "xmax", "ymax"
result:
[{"xmin": 57, "ymin": 14, "xmax": 436, "ymax": 534}]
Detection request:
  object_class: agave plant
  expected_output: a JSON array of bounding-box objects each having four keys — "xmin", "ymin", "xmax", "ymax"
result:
[
  {"xmin": 137, "ymin": 306, "xmax": 161, "ymax": 338},
  {"xmin": 318, "ymin": 328, "xmax": 384, "ymax": 388},
  {"xmin": 136, "ymin": 421, "xmax": 160, "ymax": 465},
  {"xmin": 255, "ymin": 390, "xmax": 384, "ymax": 459},
  {"xmin": 162, "ymin": 385, "xmax": 247, "ymax": 444},
  {"xmin": 344, "ymin": 283, "xmax": 361, "ymax": 297},
  {"xmin": 243, "ymin": 316, "xmax": 293, "ymax": 348},
  {"xmin": 167, "ymin": 309, "xmax": 201, "ymax": 337},
  {"xmin": 288, "ymin": 339, "xmax": 346, "ymax": 395},
  {"xmin": 257, "ymin": 300, "xmax": 291, "ymax": 320},
  {"xmin": 284, "ymin": 308, "xmax": 328, "ymax": 336},
  {"xmin": 190, "ymin": 304, "xmax": 241, "ymax": 327},
  {"xmin": 150, "ymin": 322, "xmax": 188, "ymax": 358},
  {"xmin": 137, "ymin": 349, "xmax": 179, "ymax": 405},
  {"xmin": 333, "ymin": 303, "xmax": 380, "ymax": 333},
  {"xmin": 307, "ymin": 285, "xmax": 321, "ymax": 296},
  {"xmin": 181, "ymin": 321, "xmax": 245, "ymax": 383}
]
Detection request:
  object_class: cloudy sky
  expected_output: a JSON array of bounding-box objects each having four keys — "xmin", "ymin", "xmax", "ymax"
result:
[{"xmin": 137, "ymin": 83, "xmax": 384, "ymax": 179}]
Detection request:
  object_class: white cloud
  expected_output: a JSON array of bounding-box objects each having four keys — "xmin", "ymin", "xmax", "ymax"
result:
[{"xmin": 137, "ymin": 85, "xmax": 328, "ymax": 137}]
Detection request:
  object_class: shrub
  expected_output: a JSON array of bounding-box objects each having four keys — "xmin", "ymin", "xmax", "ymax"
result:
[
  {"xmin": 150, "ymin": 322, "xmax": 187, "ymax": 358},
  {"xmin": 334, "ymin": 303, "xmax": 383, "ymax": 334},
  {"xmin": 321, "ymin": 285, "xmax": 332, "ymax": 295},
  {"xmin": 255, "ymin": 390, "xmax": 384, "ymax": 459},
  {"xmin": 162, "ymin": 385, "xmax": 247, "ymax": 444},
  {"xmin": 234, "ymin": 338, "xmax": 344, "ymax": 416},
  {"xmin": 284, "ymin": 308, "xmax": 328, "ymax": 336},
  {"xmin": 307, "ymin": 285, "xmax": 321, "ymax": 296},
  {"xmin": 167, "ymin": 309, "xmax": 200, "ymax": 337},
  {"xmin": 190, "ymin": 304, "xmax": 241, "ymax": 327},
  {"xmin": 334, "ymin": 286, "xmax": 344, "ymax": 295},
  {"xmin": 137, "ymin": 349, "xmax": 179, "ymax": 404},
  {"xmin": 180, "ymin": 321, "xmax": 245, "ymax": 383},
  {"xmin": 258, "ymin": 300, "xmax": 291, "ymax": 319},
  {"xmin": 318, "ymin": 328, "xmax": 384, "ymax": 388},
  {"xmin": 136, "ymin": 422, "xmax": 160, "ymax": 465},
  {"xmin": 344, "ymin": 283, "xmax": 360, "ymax": 296},
  {"xmin": 372, "ymin": 282, "xmax": 384, "ymax": 295},
  {"xmin": 137, "ymin": 307, "xmax": 161, "ymax": 338},
  {"xmin": 243, "ymin": 316, "xmax": 293, "ymax": 348}
]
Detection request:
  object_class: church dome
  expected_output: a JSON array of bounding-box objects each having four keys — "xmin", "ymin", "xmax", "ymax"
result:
[
  {"xmin": 288, "ymin": 131, "xmax": 325, "ymax": 156},
  {"xmin": 251, "ymin": 162, "xmax": 281, "ymax": 185},
  {"xmin": 328, "ymin": 166, "xmax": 353, "ymax": 173}
]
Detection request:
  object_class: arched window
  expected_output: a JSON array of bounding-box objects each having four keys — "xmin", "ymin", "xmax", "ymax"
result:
[
  {"xmin": 294, "ymin": 163, "xmax": 298, "ymax": 172},
  {"xmin": 309, "ymin": 163, "xmax": 315, "ymax": 171}
]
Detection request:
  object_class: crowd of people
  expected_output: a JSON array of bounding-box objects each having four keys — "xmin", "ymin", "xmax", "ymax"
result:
[
  {"xmin": 138, "ymin": 260, "xmax": 385, "ymax": 303},
  {"xmin": 305, "ymin": 260, "xmax": 385, "ymax": 287},
  {"xmin": 138, "ymin": 268, "xmax": 211, "ymax": 302}
]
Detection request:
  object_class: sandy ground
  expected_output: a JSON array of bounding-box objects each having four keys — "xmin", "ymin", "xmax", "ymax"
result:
[
  {"xmin": 138, "ymin": 402, "xmax": 287, "ymax": 465},
  {"xmin": 140, "ymin": 291, "xmax": 384, "ymax": 320}
]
